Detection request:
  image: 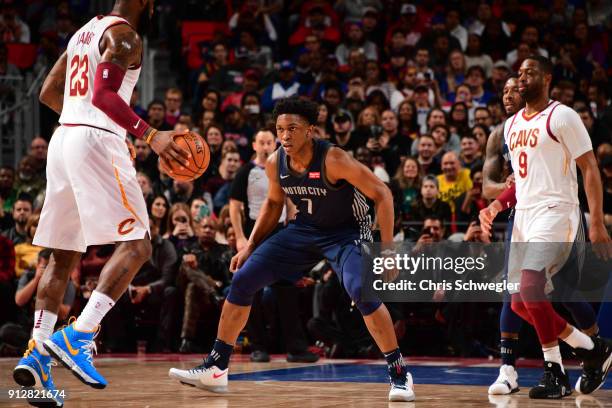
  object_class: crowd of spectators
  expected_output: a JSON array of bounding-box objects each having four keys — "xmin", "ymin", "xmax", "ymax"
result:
[{"xmin": 0, "ymin": 0, "xmax": 611, "ymax": 359}]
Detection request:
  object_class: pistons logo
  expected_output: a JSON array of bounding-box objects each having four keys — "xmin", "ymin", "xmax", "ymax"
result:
[{"xmin": 118, "ymin": 218, "xmax": 136, "ymax": 235}]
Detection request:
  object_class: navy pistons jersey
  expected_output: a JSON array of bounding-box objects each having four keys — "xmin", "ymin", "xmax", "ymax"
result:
[{"xmin": 278, "ymin": 139, "xmax": 373, "ymax": 241}]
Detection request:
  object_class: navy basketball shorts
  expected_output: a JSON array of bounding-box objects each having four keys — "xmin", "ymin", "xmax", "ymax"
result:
[{"xmin": 227, "ymin": 222, "xmax": 381, "ymax": 315}]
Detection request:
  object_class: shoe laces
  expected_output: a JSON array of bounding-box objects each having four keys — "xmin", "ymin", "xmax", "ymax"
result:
[
  {"xmin": 78, "ymin": 326, "xmax": 100, "ymax": 367},
  {"xmin": 188, "ymin": 362, "xmax": 208, "ymax": 374},
  {"xmin": 23, "ymin": 339, "xmax": 36, "ymax": 358}
]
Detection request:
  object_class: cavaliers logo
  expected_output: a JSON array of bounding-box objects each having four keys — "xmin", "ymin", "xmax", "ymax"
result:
[{"xmin": 118, "ymin": 218, "xmax": 136, "ymax": 235}]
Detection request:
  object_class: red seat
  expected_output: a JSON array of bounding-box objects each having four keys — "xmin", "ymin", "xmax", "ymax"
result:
[
  {"xmin": 181, "ymin": 21, "xmax": 229, "ymax": 70},
  {"xmin": 7, "ymin": 43, "xmax": 38, "ymax": 69}
]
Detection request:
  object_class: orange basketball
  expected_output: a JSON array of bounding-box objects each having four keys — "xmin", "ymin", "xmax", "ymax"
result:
[{"xmin": 162, "ymin": 131, "xmax": 210, "ymax": 182}]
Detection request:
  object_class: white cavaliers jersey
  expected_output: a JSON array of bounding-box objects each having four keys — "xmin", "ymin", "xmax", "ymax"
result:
[
  {"xmin": 59, "ymin": 15, "xmax": 141, "ymax": 137},
  {"xmin": 503, "ymin": 101, "xmax": 592, "ymax": 210}
]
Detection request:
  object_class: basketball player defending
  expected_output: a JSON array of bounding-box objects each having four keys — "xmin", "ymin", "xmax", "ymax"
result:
[
  {"xmin": 484, "ymin": 76, "xmax": 601, "ymax": 395},
  {"xmin": 169, "ymin": 98, "xmax": 415, "ymax": 402},
  {"xmin": 13, "ymin": 0, "xmax": 188, "ymax": 404},
  {"xmin": 480, "ymin": 56, "xmax": 612, "ymax": 399}
]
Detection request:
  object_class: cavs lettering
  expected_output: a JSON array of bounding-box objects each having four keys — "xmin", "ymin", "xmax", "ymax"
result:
[
  {"xmin": 503, "ymin": 101, "xmax": 592, "ymax": 210},
  {"xmin": 508, "ymin": 128, "xmax": 538, "ymax": 151}
]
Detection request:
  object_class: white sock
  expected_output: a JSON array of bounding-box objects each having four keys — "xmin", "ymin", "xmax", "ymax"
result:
[
  {"xmin": 542, "ymin": 345, "xmax": 564, "ymax": 373},
  {"xmin": 32, "ymin": 310, "xmax": 57, "ymax": 355},
  {"xmin": 75, "ymin": 290, "xmax": 115, "ymax": 332},
  {"xmin": 562, "ymin": 328, "xmax": 594, "ymax": 350}
]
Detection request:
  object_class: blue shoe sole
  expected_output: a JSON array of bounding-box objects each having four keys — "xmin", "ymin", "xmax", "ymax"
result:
[{"xmin": 43, "ymin": 341, "xmax": 106, "ymax": 390}]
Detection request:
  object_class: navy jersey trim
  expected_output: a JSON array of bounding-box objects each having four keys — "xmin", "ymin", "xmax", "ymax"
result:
[{"xmin": 320, "ymin": 144, "xmax": 348, "ymax": 192}]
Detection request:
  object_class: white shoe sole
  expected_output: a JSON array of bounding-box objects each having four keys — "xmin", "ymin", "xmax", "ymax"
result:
[
  {"xmin": 575, "ymin": 351, "xmax": 612, "ymax": 394},
  {"xmin": 488, "ymin": 383, "xmax": 520, "ymax": 395},
  {"xmin": 389, "ymin": 390, "xmax": 415, "ymax": 402},
  {"xmin": 43, "ymin": 340, "xmax": 105, "ymax": 389},
  {"xmin": 168, "ymin": 369, "xmax": 228, "ymax": 393}
]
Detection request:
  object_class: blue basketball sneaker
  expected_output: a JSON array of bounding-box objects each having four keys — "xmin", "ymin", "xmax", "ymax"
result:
[
  {"xmin": 13, "ymin": 339, "xmax": 64, "ymax": 407},
  {"xmin": 43, "ymin": 322, "xmax": 107, "ymax": 389}
]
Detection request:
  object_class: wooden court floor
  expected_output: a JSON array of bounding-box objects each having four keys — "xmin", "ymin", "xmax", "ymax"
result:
[{"xmin": 1, "ymin": 355, "xmax": 610, "ymax": 407}]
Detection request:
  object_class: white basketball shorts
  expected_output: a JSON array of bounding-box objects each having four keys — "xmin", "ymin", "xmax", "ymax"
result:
[
  {"xmin": 507, "ymin": 202, "xmax": 584, "ymax": 294},
  {"xmin": 34, "ymin": 124, "xmax": 149, "ymax": 252}
]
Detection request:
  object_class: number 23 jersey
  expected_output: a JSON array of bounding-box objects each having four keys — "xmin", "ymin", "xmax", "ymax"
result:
[
  {"xmin": 59, "ymin": 15, "xmax": 141, "ymax": 137},
  {"xmin": 503, "ymin": 101, "xmax": 592, "ymax": 210}
]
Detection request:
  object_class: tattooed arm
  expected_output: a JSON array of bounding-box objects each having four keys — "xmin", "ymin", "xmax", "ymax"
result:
[
  {"xmin": 482, "ymin": 124, "xmax": 508, "ymax": 199},
  {"xmin": 39, "ymin": 51, "xmax": 67, "ymax": 115}
]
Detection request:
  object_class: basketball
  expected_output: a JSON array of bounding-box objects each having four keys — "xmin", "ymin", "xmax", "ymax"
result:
[{"xmin": 162, "ymin": 131, "xmax": 210, "ymax": 182}]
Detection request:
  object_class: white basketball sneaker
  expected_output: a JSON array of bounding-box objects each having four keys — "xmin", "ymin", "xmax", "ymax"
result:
[
  {"xmin": 488, "ymin": 364, "xmax": 519, "ymax": 395},
  {"xmin": 389, "ymin": 370, "xmax": 416, "ymax": 401},
  {"xmin": 168, "ymin": 363, "xmax": 228, "ymax": 393}
]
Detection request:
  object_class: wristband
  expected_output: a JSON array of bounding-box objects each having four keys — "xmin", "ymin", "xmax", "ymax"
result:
[{"xmin": 145, "ymin": 128, "xmax": 158, "ymax": 145}]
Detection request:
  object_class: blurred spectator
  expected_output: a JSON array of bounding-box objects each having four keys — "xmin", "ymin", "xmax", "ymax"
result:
[
  {"xmin": 221, "ymin": 70, "xmax": 260, "ymax": 113},
  {"xmin": 103, "ymin": 219, "xmax": 179, "ymax": 352},
  {"xmin": 147, "ymin": 100, "xmax": 172, "ymax": 131},
  {"xmin": 486, "ymin": 98, "xmax": 504, "ymax": 127},
  {"xmin": 0, "ymin": 1, "xmax": 30, "ymax": 43},
  {"xmin": 14, "ymin": 156, "xmax": 45, "ymax": 203},
  {"xmin": 29, "ymin": 137, "xmax": 48, "ymax": 177},
  {"xmin": 474, "ymin": 107, "xmax": 493, "ymax": 130},
  {"xmin": 410, "ymin": 179, "xmax": 452, "ymax": 226},
  {"xmin": 576, "ymin": 106, "xmax": 610, "ymax": 150},
  {"xmin": 262, "ymin": 61, "xmax": 301, "ymax": 112},
  {"xmin": 289, "ymin": 5, "xmax": 341, "ymax": 47},
  {"xmin": 71, "ymin": 246, "xmax": 114, "ymax": 308},
  {"xmin": 464, "ymin": 66, "xmax": 494, "ymax": 106},
  {"xmin": 223, "ymin": 105, "xmax": 253, "ymax": 161},
  {"xmin": 471, "ymin": 124, "xmax": 490, "ymax": 156},
  {"xmin": 459, "ymin": 133, "xmax": 483, "ymax": 171},
  {"xmin": 573, "ymin": 21, "xmax": 606, "ymax": 66},
  {"xmin": 335, "ymin": 22, "xmax": 377, "ymax": 66},
  {"xmin": 211, "ymin": 150, "xmax": 242, "ymax": 214},
  {"xmin": 415, "ymin": 134, "xmax": 441, "ymax": 175},
  {"xmin": 431, "ymin": 124, "xmax": 459, "ymax": 159},
  {"xmin": 137, "ymin": 172, "xmax": 154, "ymax": 203},
  {"xmin": 164, "ymin": 88, "xmax": 183, "ymax": 127},
  {"xmin": 166, "ymin": 179, "xmax": 195, "ymax": 205},
  {"xmin": 331, "ymin": 110, "xmax": 361, "ymax": 155},
  {"xmin": 397, "ymin": 100, "xmax": 419, "ymax": 141},
  {"xmin": 193, "ymin": 43, "xmax": 230, "ymax": 107},
  {"xmin": 448, "ymin": 103, "xmax": 469, "ymax": 141},
  {"xmin": 130, "ymin": 86, "xmax": 147, "ymax": 118},
  {"xmin": 234, "ymin": 28, "xmax": 273, "ymax": 73},
  {"xmin": 0, "ymin": 165, "xmax": 15, "ymax": 221},
  {"xmin": 2, "ymin": 195, "xmax": 32, "ymax": 245},
  {"xmin": 177, "ymin": 216, "xmax": 232, "ymax": 353},
  {"xmin": 437, "ymin": 151, "xmax": 473, "ymax": 225},
  {"xmin": 134, "ymin": 138, "xmax": 159, "ymax": 183},
  {"xmin": 439, "ymin": 49, "xmax": 466, "ymax": 98},
  {"xmin": 469, "ymin": 2, "xmax": 511, "ymax": 37},
  {"xmin": 0, "ymin": 233, "xmax": 14, "ymax": 330},
  {"xmin": 391, "ymin": 157, "xmax": 423, "ymax": 227},
  {"xmin": 367, "ymin": 109, "xmax": 408, "ymax": 175},
  {"xmin": 385, "ymin": 4, "xmax": 422, "ymax": 48},
  {"xmin": 506, "ymin": 25, "xmax": 549, "ymax": 67},
  {"xmin": 13, "ymin": 214, "xmax": 40, "ymax": 278},
  {"xmin": 166, "ymin": 202, "xmax": 196, "ymax": 256},
  {"xmin": 364, "ymin": 60, "xmax": 402, "ymax": 109},
  {"xmin": 0, "ymin": 250, "xmax": 73, "ymax": 354},
  {"xmin": 228, "ymin": 0, "xmax": 278, "ymax": 44},
  {"xmin": 229, "ymin": 129, "xmax": 282, "ymax": 251},
  {"xmin": 149, "ymin": 195, "xmax": 170, "ymax": 237},
  {"xmin": 464, "ymin": 34, "xmax": 493, "ymax": 77},
  {"xmin": 553, "ymin": 41, "xmax": 593, "ymax": 83},
  {"xmin": 190, "ymin": 197, "xmax": 210, "ymax": 224},
  {"xmin": 446, "ymin": 8, "xmax": 467, "ymax": 50},
  {"xmin": 455, "ymin": 167, "xmax": 487, "ymax": 227},
  {"xmin": 490, "ymin": 60, "xmax": 512, "ymax": 95}
]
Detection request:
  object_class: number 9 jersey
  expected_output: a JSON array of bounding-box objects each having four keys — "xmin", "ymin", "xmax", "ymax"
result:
[
  {"xmin": 503, "ymin": 101, "xmax": 592, "ymax": 211},
  {"xmin": 59, "ymin": 14, "xmax": 141, "ymax": 137}
]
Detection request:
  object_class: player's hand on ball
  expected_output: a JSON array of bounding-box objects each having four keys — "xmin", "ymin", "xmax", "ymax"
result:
[
  {"xmin": 589, "ymin": 222, "xmax": 612, "ymax": 261},
  {"xmin": 230, "ymin": 245, "xmax": 253, "ymax": 273},
  {"xmin": 149, "ymin": 129, "xmax": 190, "ymax": 171}
]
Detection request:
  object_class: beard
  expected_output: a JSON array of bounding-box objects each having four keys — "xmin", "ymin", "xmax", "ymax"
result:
[
  {"xmin": 137, "ymin": 7, "xmax": 152, "ymax": 37},
  {"xmin": 519, "ymin": 83, "xmax": 541, "ymax": 103}
]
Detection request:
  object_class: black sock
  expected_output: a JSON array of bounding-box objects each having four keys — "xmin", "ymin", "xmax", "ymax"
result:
[
  {"xmin": 500, "ymin": 338, "xmax": 517, "ymax": 367},
  {"xmin": 204, "ymin": 339, "xmax": 234, "ymax": 370},
  {"xmin": 384, "ymin": 348, "xmax": 405, "ymax": 376}
]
